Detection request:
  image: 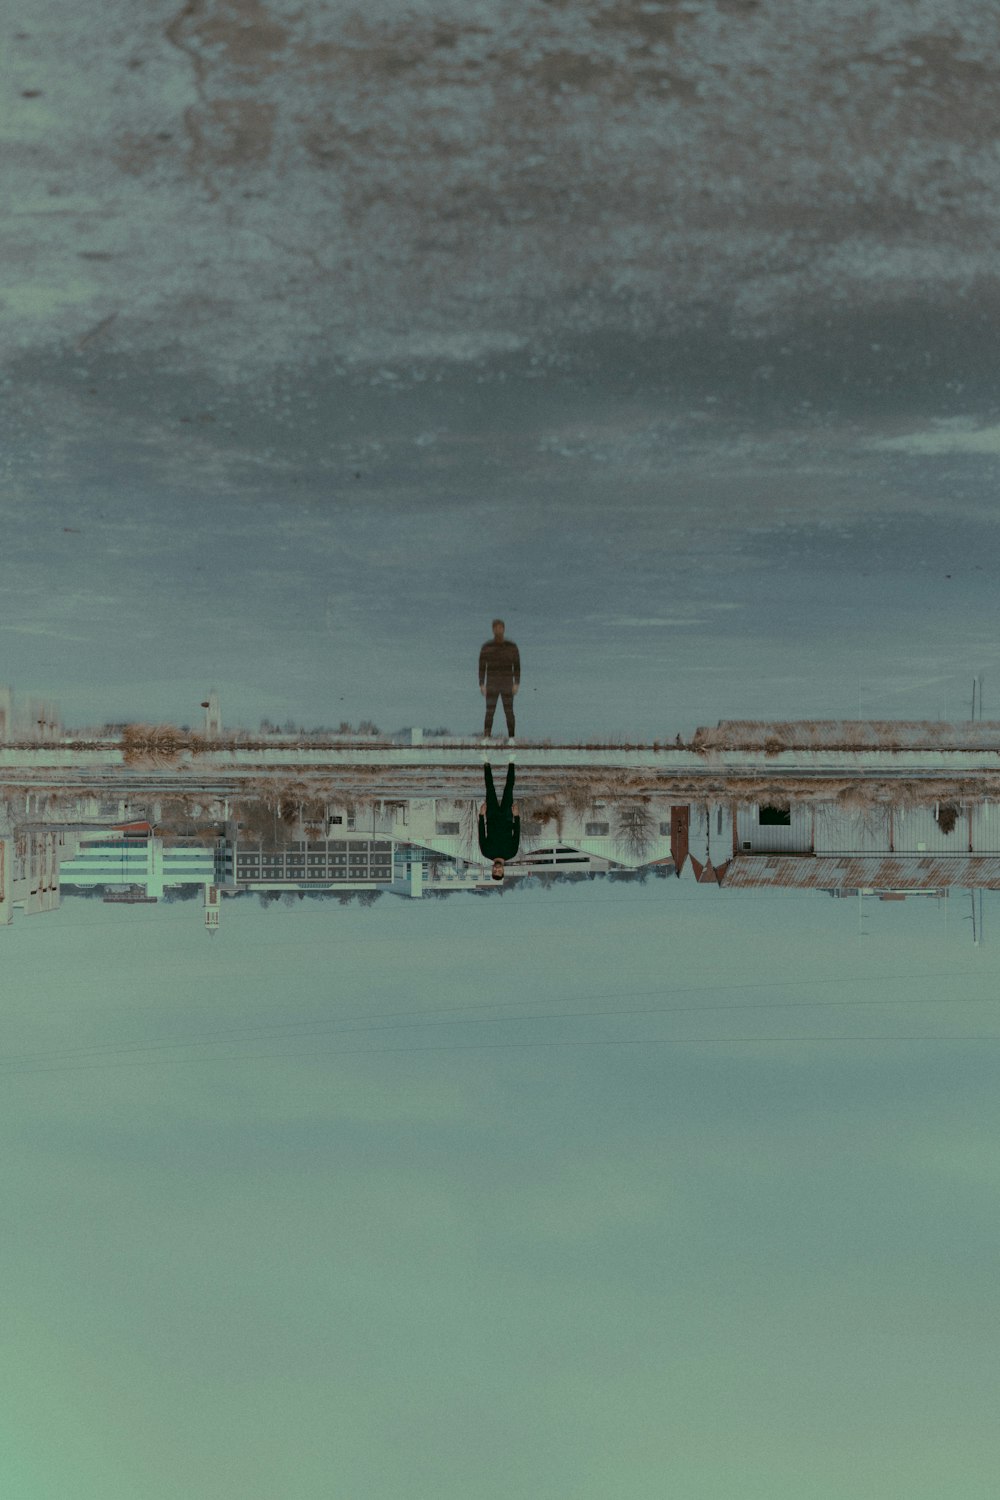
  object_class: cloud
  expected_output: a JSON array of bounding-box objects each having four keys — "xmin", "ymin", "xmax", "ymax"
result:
[
  {"xmin": 594, "ymin": 617, "xmax": 704, "ymax": 628},
  {"xmin": 871, "ymin": 419, "xmax": 1000, "ymax": 456},
  {"xmin": 0, "ymin": 624, "xmax": 90, "ymax": 642}
]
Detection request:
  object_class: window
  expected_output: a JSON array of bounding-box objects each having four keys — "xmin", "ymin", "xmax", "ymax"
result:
[
  {"xmin": 758, "ymin": 806, "xmax": 791, "ymax": 825},
  {"xmin": 659, "ymin": 822, "xmax": 670, "ymax": 836},
  {"xmin": 435, "ymin": 821, "xmax": 460, "ymax": 835},
  {"xmin": 585, "ymin": 822, "xmax": 610, "ymax": 837}
]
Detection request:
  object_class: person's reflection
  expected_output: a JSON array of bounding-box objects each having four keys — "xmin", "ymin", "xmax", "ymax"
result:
[{"xmin": 479, "ymin": 760, "xmax": 520, "ymax": 881}]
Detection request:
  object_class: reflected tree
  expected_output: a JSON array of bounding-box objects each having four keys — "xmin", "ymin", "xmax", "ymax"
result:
[{"xmin": 614, "ymin": 798, "xmax": 654, "ymax": 861}]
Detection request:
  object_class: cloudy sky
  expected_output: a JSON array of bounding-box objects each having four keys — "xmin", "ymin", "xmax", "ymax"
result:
[
  {"xmin": 4, "ymin": 0, "xmax": 1000, "ymax": 1494},
  {"xmin": 4, "ymin": 0, "xmax": 1000, "ymax": 733}
]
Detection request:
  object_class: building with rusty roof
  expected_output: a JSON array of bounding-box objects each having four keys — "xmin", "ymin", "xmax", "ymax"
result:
[{"xmin": 720, "ymin": 854, "xmax": 1000, "ymax": 891}]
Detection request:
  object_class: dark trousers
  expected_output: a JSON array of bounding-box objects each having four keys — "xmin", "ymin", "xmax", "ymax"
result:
[
  {"xmin": 484, "ymin": 763, "xmax": 515, "ymax": 822},
  {"xmin": 484, "ymin": 685, "xmax": 515, "ymax": 736}
]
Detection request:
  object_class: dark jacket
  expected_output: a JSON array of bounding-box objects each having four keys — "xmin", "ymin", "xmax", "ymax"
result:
[
  {"xmin": 478, "ymin": 812, "xmax": 520, "ymax": 859},
  {"xmin": 479, "ymin": 639, "xmax": 520, "ymax": 690}
]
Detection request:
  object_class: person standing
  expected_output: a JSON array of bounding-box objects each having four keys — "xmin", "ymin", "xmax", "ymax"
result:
[
  {"xmin": 479, "ymin": 618, "xmax": 520, "ymax": 742},
  {"xmin": 479, "ymin": 760, "xmax": 519, "ymax": 881}
]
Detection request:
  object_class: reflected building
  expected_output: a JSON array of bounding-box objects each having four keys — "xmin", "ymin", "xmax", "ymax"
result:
[
  {"xmin": 0, "ymin": 825, "xmax": 72, "ymax": 923},
  {"xmin": 5, "ymin": 780, "xmax": 1000, "ymax": 927},
  {"xmin": 0, "ymin": 685, "xmax": 61, "ymax": 743},
  {"xmin": 229, "ymin": 833, "xmax": 393, "ymax": 889},
  {"xmin": 59, "ymin": 827, "xmax": 222, "ymax": 898},
  {"xmin": 682, "ymin": 799, "xmax": 1000, "ymax": 893}
]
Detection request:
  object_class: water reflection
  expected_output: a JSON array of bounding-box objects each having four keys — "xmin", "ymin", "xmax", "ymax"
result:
[
  {"xmin": 5, "ymin": 757, "xmax": 1000, "ymax": 927},
  {"xmin": 479, "ymin": 761, "xmax": 519, "ymax": 883}
]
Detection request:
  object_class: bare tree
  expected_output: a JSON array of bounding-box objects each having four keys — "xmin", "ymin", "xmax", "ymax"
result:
[{"xmin": 614, "ymin": 798, "xmax": 655, "ymax": 862}]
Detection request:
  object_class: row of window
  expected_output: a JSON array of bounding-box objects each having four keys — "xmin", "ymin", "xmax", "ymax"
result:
[
  {"xmin": 237, "ymin": 866, "xmax": 390, "ymax": 875},
  {"xmin": 597, "ymin": 823, "xmax": 672, "ymax": 839},
  {"xmin": 236, "ymin": 867, "xmax": 391, "ymax": 876},
  {"xmin": 431, "ymin": 823, "xmax": 679, "ymax": 840},
  {"xmin": 236, "ymin": 840, "xmax": 391, "ymax": 853},
  {"xmin": 235, "ymin": 874, "xmax": 393, "ymax": 884},
  {"xmin": 237, "ymin": 854, "xmax": 391, "ymax": 863}
]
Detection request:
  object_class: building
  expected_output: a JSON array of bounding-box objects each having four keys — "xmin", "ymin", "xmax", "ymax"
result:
[
  {"xmin": 699, "ymin": 797, "xmax": 1000, "ymax": 893},
  {"xmin": 0, "ymin": 685, "xmax": 61, "ymax": 742},
  {"xmin": 59, "ymin": 831, "xmax": 222, "ymax": 898},
  {"xmin": 375, "ymin": 795, "xmax": 681, "ymax": 878},
  {"xmin": 228, "ymin": 833, "xmax": 393, "ymax": 890},
  {"xmin": 720, "ymin": 854, "xmax": 1000, "ymax": 892},
  {"xmin": 0, "ymin": 827, "xmax": 78, "ymax": 923}
]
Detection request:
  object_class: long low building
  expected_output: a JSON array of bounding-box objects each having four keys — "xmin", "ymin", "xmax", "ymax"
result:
[
  {"xmin": 59, "ymin": 833, "xmax": 222, "ymax": 898},
  {"xmin": 719, "ymin": 855, "xmax": 1000, "ymax": 891},
  {"xmin": 231, "ymin": 837, "xmax": 393, "ymax": 887}
]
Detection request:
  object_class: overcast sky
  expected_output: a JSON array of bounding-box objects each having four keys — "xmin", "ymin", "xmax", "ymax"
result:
[
  {"xmin": 4, "ymin": 0, "xmax": 1000, "ymax": 1494},
  {"xmin": 5, "ymin": 0, "xmax": 1000, "ymax": 733}
]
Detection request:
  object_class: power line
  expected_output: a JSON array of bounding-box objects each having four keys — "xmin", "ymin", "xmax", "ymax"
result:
[
  {"xmin": 0, "ymin": 971, "xmax": 982, "ymax": 1069},
  {"xmin": 2, "ymin": 1031, "xmax": 999, "ymax": 1080}
]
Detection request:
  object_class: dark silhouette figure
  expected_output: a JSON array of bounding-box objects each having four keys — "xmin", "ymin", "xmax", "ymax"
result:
[
  {"xmin": 479, "ymin": 618, "xmax": 520, "ymax": 739},
  {"xmin": 479, "ymin": 762, "xmax": 520, "ymax": 880}
]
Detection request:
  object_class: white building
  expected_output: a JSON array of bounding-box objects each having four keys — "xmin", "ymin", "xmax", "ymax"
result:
[
  {"xmin": 0, "ymin": 827, "xmax": 78, "ymax": 923},
  {"xmin": 375, "ymin": 795, "xmax": 680, "ymax": 878},
  {"xmin": 59, "ymin": 831, "xmax": 220, "ymax": 899}
]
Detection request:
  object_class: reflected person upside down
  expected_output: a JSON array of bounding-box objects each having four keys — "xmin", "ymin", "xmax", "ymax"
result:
[{"xmin": 479, "ymin": 761, "xmax": 520, "ymax": 882}]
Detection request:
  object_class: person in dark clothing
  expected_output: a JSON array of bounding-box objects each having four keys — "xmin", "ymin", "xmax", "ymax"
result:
[
  {"xmin": 479, "ymin": 761, "xmax": 519, "ymax": 881},
  {"xmin": 479, "ymin": 618, "xmax": 520, "ymax": 741}
]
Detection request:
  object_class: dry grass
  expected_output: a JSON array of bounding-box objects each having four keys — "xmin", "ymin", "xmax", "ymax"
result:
[
  {"xmin": 521, "ymin": 798, "xmax": 564, "ymax": 838},
  {"xmin": 118, "ymin": 726, "xmax": 405, "ymax": 765},
  {"xmin": 120, "ymin": 723, "xmax": 188, "ymax": 767},
  {"xmin": 559, "ymin": 772, "xmax": 623, "ymax": 814},
  {"xmin": 692, "ymin": 720, "xmax": 1000, "ymax": 753}
]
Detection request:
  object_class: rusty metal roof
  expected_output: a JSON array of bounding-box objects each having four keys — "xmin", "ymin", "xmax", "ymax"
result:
[
  {"xmin": 688, "ymin": 855, "xmax": 731, "ymax": 885},
  {"xmin": 721, "ymin": 854, "xmax": 1000, "ymax": 889}
]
